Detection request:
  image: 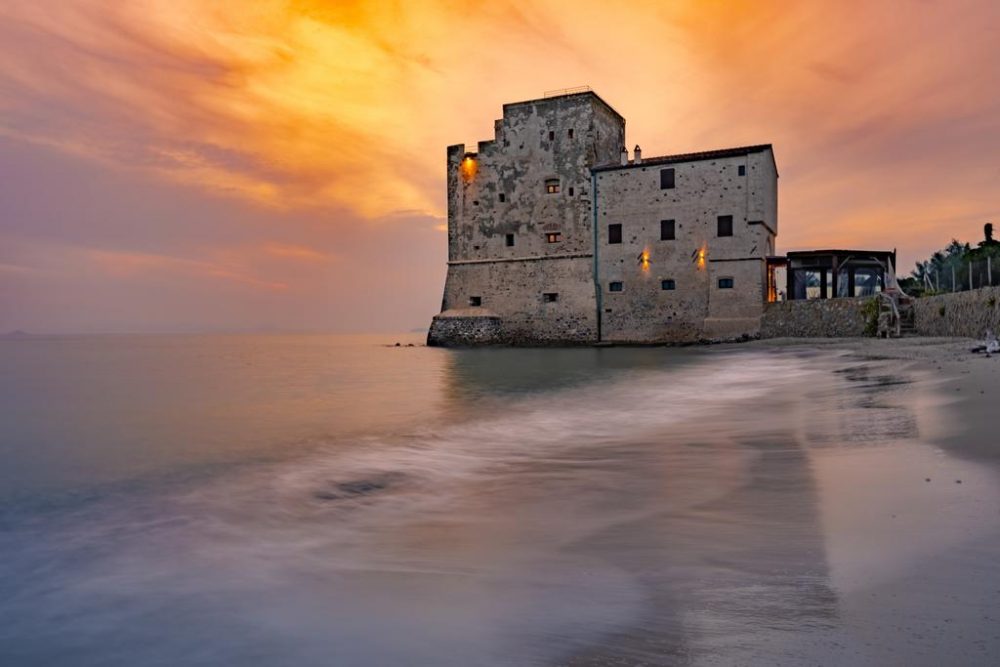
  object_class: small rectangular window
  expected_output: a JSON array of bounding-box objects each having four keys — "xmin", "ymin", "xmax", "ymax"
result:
[
  {"xmin": 505, "ymin": 233, "xmax": 515, "ymax": 247},
  {"xmin": 661, "ymin": 279, "xmax": 676, "ymax": 290},
  {"xmin": 660, "ymin": 168, "xmax": 675, "ymax": 189},
  {"xmin": 660, "ymin": 219, "xmax": 675, "ymax": 240},
  {"xmin": 545, "ymin": 179, "xmax": 560, "ymax": 194},
  {"xmin": 609, "ymin": 281, "xmax": 623, "ymax": 292},
  {"xmin": 608, "ymin": 224, "xmax": 622, "ymax": 244},
  {"xmin": 543, "ymin": 292, "xmax": 559, "ymax": 302},
  {"xmin": 568, "ymin": 186, "xmax": 574, "ymax": 197},
  {"xmin": 469, "ymin": 296, "xmax": 482, "ymax": 306},
  {"xmin": 568, "ymin": 129, "xmax": 574, "ymax": 139},
  {"xmin": 717, "ymin": 215, "xmax": 733, "ymax": 237},
  {"xmin": 548, "ymin": 130, "xmax": 555, "ymax": 141},
  {"xmin": 738, "ymin": 165, "xmax": 746, "ymax": 176},
  {"xmin": 546, "ymin": 232, "xmax": 561, "ymax": 243},
  {"xmin": 499, "ymin": 193, "xmax": 506, "ymax": 202},
  {"xmin": 718, "ymin": 278, "xmax": 734, "ymax": 289}
]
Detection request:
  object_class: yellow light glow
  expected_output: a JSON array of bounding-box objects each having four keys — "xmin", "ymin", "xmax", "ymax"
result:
[
  {"xmin": 640, "ymin": 248, "xmax": 651, "ymax": 272},
  {"xmin": 461, "ymin": 155, "xmax": 478, "ymax": 181},
  {"xmin": 697, "ymin": 245, "xmax": 707, "ymax": 270}
]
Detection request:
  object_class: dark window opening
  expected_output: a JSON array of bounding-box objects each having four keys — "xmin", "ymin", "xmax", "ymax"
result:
[
  {"xmin": 505, "ymin": 233, "xmax": 515, "ymax": 247},
  {"xmin": 548, "ymin": 130, "xmax": 555, "ymax": 141},
  {"xmin": 472, "ymin": 200, "xmax": 479, "ymax": 206},
  {"xmin": 568, "ymin": 129, "xmax": 574, "ymax": 139},
  {"xmin": 661, "ymin": 279, "xmax": 676, "ymax": 290},
  {"xmin": 660, "ymin": 219, "xmax": 675, "ymax": 240},
  {"xmin": 609, "ymin": 281, "xmax": 623, "ymax": 292},
  {"xmin": 568, "ymin": 186, "xmax": 575, "ymax": 197},
  {"xmin": 499, "ymin": 193, "xmax": 506, "ymax": 202},
  {"xmin": 738, "ymin": 165, "xmax": 746, "ymax": 176},
  {"xmin": 543, "ymin": 292, "xmax": 559, "ymax": 302},
  {"xmin": 546, "ymin": 232, "xmax": 561, "ymax": 243},
  {"xmin": 718, "ymin": 278, "xmax": 734, "ymax": 289},
  {"xmin": 660, "ymin": 168, "xmax": 675, "ymax": 189},
  {"xmin": 469, "ymin": 296, "xmax": 482, "ymax": 306},
  {"xmin": 608, "ymin": 223, "xmax": 623, "ymax": 244},
  {"xmin": 545, "ymin": 179, "xmax": 560, "ymax": 194},
  {"xmin": 717, "ymin": 215, "xmax": 734, "ymax": 237}
]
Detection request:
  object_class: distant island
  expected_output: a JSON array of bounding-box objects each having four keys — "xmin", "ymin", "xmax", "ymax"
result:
[{"xmin": 1, "ymin": 330, "xmax": 35, "ymax": 339}]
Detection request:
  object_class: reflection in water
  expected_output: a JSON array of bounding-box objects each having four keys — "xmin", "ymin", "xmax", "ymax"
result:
[{"xmin": 0, "ymin": 336, "xmax": 997, "ymax": 665}]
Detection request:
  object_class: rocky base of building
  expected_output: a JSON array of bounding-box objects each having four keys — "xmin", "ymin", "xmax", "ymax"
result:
[{"xmin": 426, "ymin": 310, "xmax": 506, "ymax": 347}]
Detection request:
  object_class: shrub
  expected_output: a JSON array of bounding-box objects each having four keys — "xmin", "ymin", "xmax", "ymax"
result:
[{"xmin": 862, "ymin": 297, "xmax": 880, "ymax": 336}]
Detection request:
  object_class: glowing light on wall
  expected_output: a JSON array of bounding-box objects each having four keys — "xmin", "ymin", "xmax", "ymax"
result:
[
  {"xmin": 461, "ymin": 155, "xmax": 478, "ymax": 181},
  {"xmin": 639, "ymin": 248, "xmax": 651, "ymax": 272},
  {"xmin": 696, "ymin": 244, "xmax": 707, "ymax": 270}
]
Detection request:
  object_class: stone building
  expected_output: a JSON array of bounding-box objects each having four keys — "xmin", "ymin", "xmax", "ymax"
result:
[{"xmin": 427, "ymin": 89, "xmax": 778, "ymax": 345}]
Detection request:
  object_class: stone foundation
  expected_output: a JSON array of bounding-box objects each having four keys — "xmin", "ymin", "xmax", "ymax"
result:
[{"xmin": 426, "ymin": 311, "xmax": 505, "ymax": 347}]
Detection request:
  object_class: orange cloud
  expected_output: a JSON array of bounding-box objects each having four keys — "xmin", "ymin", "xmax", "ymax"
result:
[
  {"xmin": 87, "ymin": 248, "xmax": 289, "ymax": 290},
  {"xmin": 262, "ymin": 242, "xmax": 331, "ymax": 262},
  {"xmin": 0, "ymin": 0, "xmax": 997, "ymax": 271}
]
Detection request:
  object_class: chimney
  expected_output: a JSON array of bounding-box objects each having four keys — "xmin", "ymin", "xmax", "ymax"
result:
[
  {"xmin": 633, "ymin": 144, "xmax": 642, "ymax": 164},
  {"xmin": 620, "ymin": 146, "xmax": 628, "ymax": 166}
]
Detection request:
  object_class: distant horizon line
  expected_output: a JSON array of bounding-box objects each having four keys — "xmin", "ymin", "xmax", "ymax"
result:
[{"xmin": 0, "ymin": 328, "xmax": 429, "ymax": 338}]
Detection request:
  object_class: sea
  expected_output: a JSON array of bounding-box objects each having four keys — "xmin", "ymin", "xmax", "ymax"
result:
[{"xmin": 1, "ymin": 333, "xmax": 998, "ymax": 666}]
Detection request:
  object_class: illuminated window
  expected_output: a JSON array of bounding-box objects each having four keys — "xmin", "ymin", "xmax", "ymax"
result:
[
  {"xmin": 545, "ymin": 179, "xmax": 560, "ymax": 194},
  {"xmin": 609, "ymin": 281, "xmax": 623, "ymax": 292},
  {"xmin": 660, "ymin": 168, "xmax": 675, "ymax": 189},
  {"xmin": 608, "ymin": 224, "xmax": 622, "ymax": 244},
  {"xmin": 717, "ymin": 215, "xmax": 733, "ymax": 237},
  {"xmin": 738, "ymin": 165, "xmax": 746, "ymax": 176},
  {"xmin": 546, "ymin": 232, "xmax": 561, "ymax": 243},
  {"xmin": 505, "ymin": 233, "xmax": 515, "ymax": 247},
  {"xmin": 660, "ymin": 219, "xmax": 675, "ymax": 240},
  {"xmin": 469, "ymin": 296, "xmax": 482, "ymax": 306},
  {"xmin": 661, "ymin": 279, "xmax": 676, "ymax": 290},
  {"xmin": 543, "ymin": 292, "xmax": 559, "ymax": 302},
  {"xmin": 718, "ymin": 278, "xmax": 734, "ymax": 289}
]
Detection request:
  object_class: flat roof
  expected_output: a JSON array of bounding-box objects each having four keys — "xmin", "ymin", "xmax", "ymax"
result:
[
  {"xmin": 502, "ymin": 90, "xmax": 625, "ymax": 122},
  {"xmin": 592, "ymin": 144, "xmax": 773, "ymax": 173},
  {"xmin": 786, "ymin": 249, "xmax": 895, "ymax": 257}
]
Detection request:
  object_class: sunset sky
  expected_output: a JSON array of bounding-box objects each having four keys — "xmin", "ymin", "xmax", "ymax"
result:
[{"xmin": 1, "ymin": 0, "xmax": 998, "ymax": 333}]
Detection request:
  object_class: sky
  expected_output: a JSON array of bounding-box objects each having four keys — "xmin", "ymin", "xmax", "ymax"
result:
[{"xmin": 1, "ymin": 0, "xmax": 998, "ymax": 334}]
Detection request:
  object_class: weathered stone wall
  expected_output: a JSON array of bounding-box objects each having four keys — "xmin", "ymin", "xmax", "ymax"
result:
[
  {"xmin": 761, "ymin": 296, "xmax": 869, "ymax": 338},
  {"xmin": 593, "ymin": 147, "xmax": 777, "ymax": 342},
  {"xmin": 913, "ymin": 286, "xmax": 1000, "ymax": 338},
  {"xmin": 427, "ymin": 313, "xmax": 505, "ymax": 346},
  {"xmin": 433, "ymin": 91, "xmax": 624, "ymax": 345},
  {"xmin": 439, "ymin": 256, "xmax": 598, "ymax": 344}
]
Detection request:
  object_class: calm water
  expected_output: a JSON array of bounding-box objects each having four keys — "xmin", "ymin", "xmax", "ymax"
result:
[{"xmin": 1, "ymin": 334, "xmax": 998, "ymax": 665}]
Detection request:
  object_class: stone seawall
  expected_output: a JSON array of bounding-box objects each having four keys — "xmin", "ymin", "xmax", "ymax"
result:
[
  {"xmin": 761, "ymin": 297, "xmax": 869, "ymax": 338},
  {"xmin": 913, "ymin": 286, "xmax": 1000, "ymax": 338},
  {"xmin": 427, "ymin": 313, "xmax": 506, "ymax": 347}
]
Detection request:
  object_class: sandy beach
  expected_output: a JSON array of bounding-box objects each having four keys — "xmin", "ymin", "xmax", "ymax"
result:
[{"xmin": 722, "ymin": 336, "xmax": 1000, "ymax": 666}]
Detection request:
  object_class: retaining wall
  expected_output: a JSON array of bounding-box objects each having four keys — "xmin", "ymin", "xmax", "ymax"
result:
[
  {"xmin": 913, "ymin": 286, "xmax": 1000, "ymax": 338},
  {"xmin": 761, "ymin": 296, "xmax": 869, "ymax": 338}
]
